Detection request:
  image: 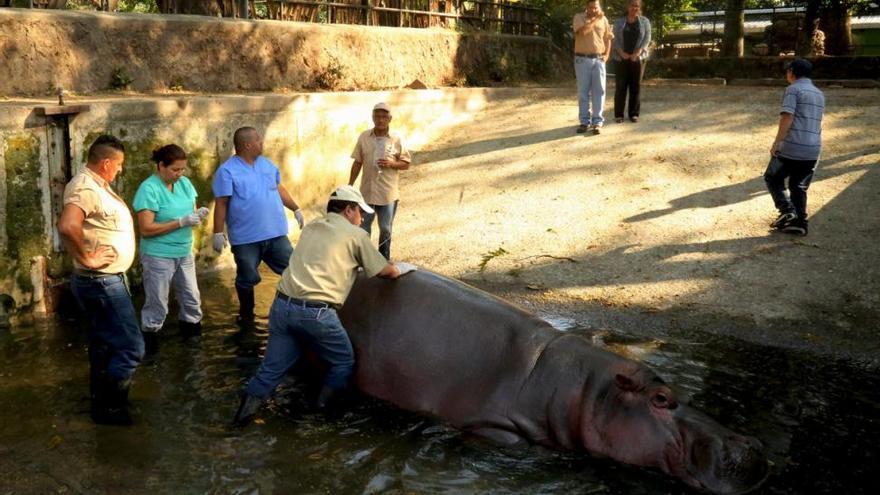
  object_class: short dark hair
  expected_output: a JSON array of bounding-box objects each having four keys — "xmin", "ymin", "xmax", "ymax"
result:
[
  {"xmin": 151, "ymin": 144, "xmax": 187, "ymax": 168},
  {"xmin": 327, "ymin": 199, "xmax": 359, "ymax": 214},
  {"xmin": 87, "ymin": 135, "xmax": 125, "ymax": 164},
  {"xmin": 233, "ymin": 127, "xmax": 257, "ymax": 153},
  {"xmin": 786, "ymin": 58, "xmax": 813, "ymax": 78}
]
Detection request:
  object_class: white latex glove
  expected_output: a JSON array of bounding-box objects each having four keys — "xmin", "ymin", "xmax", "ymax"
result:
[
  {"xmin": 178, "ymin": 213, "xmax": 201, "ymax": 227},
  {"xmin": 212, "ymin": 232, "xmax": 227, "ymax": 253},
  {"xmin": 294, "ymin": 209, "xmax": 304, "ymax": 229},
  {"xmin": 395, "ymin": 262, "xmax": 418, "ymax": 276},
  {"xmin": 197, "ymin": 206, "xmax": 210, "ymax": 219}
]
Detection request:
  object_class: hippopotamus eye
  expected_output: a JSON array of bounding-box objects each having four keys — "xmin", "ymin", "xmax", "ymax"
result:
[{"xmin": 651, "ymin": 391, "xmax": 678, "ymax": 409}]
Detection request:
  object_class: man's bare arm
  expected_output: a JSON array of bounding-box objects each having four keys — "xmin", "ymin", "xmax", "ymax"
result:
[{"xmin": 349, "ymin": 160, "xmax": 363, "ymax": 185}]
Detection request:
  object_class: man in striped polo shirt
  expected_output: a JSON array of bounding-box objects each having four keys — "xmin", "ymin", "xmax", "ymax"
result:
[{"xmin": 764, "ymin": 58, "xmax": 825, "ymax": 236}]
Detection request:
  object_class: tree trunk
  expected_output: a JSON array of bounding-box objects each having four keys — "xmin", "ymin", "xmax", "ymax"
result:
[
  {"xmin": 820, "ymin": 3, "xmax": 854, "ymax": 55},
  {"xmin": 159, "ymin": 0, "xmax": 237, "ymax": 17},
  {"xmin": 721, "ymin": 0, "xmax": 746, "ymax": 57},
  {"xmin": 800, "ymin": 0, "xmax": 822, "ymax": 55}
]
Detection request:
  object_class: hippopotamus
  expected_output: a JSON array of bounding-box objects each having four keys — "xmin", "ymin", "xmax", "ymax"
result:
[{"xmin": 339, "ymin": 269, "xmax": 769, "ymax": 494}]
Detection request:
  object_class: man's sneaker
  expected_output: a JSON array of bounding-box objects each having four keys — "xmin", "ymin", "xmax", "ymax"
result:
[
  {"xmin": 781, "ymin": 219, "xmax": 808, "ymax": 236},
  {"xmin": 576, "ymin": 125, "xmax": 589, "ymax": 134},
  {"xmin": 770, "ymin": 212, "xmax": 797, "ymax": 229},
  {"xmin": 592, "ymin": 125, "xmax": 602, "ymax": 135}
]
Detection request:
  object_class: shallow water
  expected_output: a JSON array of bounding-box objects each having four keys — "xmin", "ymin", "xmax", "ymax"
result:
[{"xmin": 1, "ymin": 272, "xmax": 877, "ymax": 494}]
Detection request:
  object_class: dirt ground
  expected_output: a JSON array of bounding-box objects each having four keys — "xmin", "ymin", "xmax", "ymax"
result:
[{"xmin": 391, "ymin": 83, "xmax": 880, "ymax": 363}]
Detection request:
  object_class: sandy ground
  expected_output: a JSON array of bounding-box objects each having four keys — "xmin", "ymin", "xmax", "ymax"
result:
[{"xmin": 389, "ymin": 83, "xmax": 880, "ymax": 362}]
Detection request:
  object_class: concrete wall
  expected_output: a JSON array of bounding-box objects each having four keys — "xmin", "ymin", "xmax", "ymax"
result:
[
  {"xmin": 0, "ymin": 9, "xmax": 566, "ymax": 96},
  {"xmin": 0, "ymin": 88, "xmax": 504, "ymax": 320}
]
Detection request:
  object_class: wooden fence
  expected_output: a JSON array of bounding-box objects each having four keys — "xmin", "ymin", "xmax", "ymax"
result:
[
  {"xmin": 252, "ymin": 0, "xmax": 545, "ymax": 36},
  {"xmin": 2, "ymin": 0, "xmax": 545, "ymax": 36}
]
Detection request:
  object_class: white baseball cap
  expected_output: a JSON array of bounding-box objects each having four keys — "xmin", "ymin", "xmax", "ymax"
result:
[
  {"xmin": 330, "ymin": 185, "xmax": 374, "ymax": 214},
  {"xmin": 373, "ymin": 102, "xmax": 392, "ymax": 114}
]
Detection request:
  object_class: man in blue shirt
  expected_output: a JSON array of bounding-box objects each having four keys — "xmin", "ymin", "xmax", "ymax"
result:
[
  {"xmin": 212, "ymin": 127, "xmax": 305, "ymax": 323},
  {"xmin": 764, "ymin": 59, "xmax": 825, "ymax": 236}
]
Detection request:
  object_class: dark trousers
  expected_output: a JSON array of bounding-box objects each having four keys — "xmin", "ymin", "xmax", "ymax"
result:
[
  {"xmin": 614, "ymin": 59, "xmax": 645, "ymax": 119},
  {"xmin": 361, "ymin": 200, "xmax": 398, "ymax": 260},
  {"xmin": 70, "ymin": 273, "xmax": 144, "ymax": 382},
  {"xmin": 230, "ymin": 235, "xmax": 293, "ymax": 291},
  {"xmin": 764, "ymin": 155, "xmax": 818, "ymax": 220}
]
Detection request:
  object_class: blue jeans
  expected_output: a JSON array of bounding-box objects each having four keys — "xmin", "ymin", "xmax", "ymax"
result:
[
  {"xmin": 360, "ymin": 200, "xmax": 398, "ymax": 260},
  {"xmin": 70, "ymin": 273, "xmax": 144, "ymax": 381},
  {"xmin": 245, "ymin": 297, "xmax": 354, "ymax": 399},
  {"xmin": 574, "ymin": 55, "xmax": 607, "ymax": 126},
  {"xmin": 764, "ymin": 156, "xmax": 817, "ymax": 219},
  {"xmin": 230, "ymin": 235, "xmax": 293, "ymax": 291},
  {"xmin": 140, "ymin": 253, "xmax": 202, "ymax": 332}
]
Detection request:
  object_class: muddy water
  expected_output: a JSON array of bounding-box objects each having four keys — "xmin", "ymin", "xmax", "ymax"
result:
[{"xmin": 1, "ymin": 272, "xmax": 877, "ymax": 494}]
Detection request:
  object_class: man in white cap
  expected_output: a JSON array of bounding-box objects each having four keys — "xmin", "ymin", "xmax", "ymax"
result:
[
  {"xmin": 233, "ymin": 185, "xmax": 406, "ymax": 427},
  {"xmin": 348, "ymin": 102, "xmax": 412, "ymax": 259}
]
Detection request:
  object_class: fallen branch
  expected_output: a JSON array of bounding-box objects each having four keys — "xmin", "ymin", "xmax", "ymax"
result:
[{"xmin": 516, "ymin": 254, "xmax": 579, "ymax": 263}]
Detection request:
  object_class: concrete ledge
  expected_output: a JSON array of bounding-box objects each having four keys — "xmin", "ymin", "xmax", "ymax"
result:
[
  {"xmin": 648, "ymin": 56, "xmax": 880, "ymax": 80},
  {"xmin": 728, "ymin": 78, "xmax": 880, "ymax": 88}
]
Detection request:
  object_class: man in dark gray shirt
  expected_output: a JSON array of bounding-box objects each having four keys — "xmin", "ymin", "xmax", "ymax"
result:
[{"xmin": 764, "ymin": 58, "xmax": 825, "ymax": 236}]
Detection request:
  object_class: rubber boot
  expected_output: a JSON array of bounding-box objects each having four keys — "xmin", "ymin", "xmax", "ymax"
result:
[
  {"xmin": 179, "ymin": 320, "xmax": 202, "ymax": 338},
  {"xmin": 236, "ymin": 287, "xmax": 255, "ymax": 325},
  {"xmin": 142, "ymin": 331, "xmax": 160, "ymax": 356},
  {"xmin": 92, "ymin": 377, "xmax": 132, "ymax": 426},
  {"xmin": 315, "ymin": 385, "xmax": 343, "ymax": 412},
  {"xmin": 89, "ymin": 367, "xmax": 107, "ymax": 422},
  {"xmin": 232, "ymin": 393, "xmax": 264, "ymax": 428}
]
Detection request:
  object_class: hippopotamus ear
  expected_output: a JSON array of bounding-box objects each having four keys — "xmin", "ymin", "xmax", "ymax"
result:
[{"xmin": 614, "ymin": 373, "xmax": 639, "ymax": 392}]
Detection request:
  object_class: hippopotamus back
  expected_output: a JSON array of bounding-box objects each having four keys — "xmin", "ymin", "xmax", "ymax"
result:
[{"xmin": 339, "ymin": 269, "xmax": 769, "ymax": 494}]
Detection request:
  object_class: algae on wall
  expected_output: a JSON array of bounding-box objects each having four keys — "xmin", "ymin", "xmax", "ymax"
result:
[{"xmin": 2, "ymin": 133, "xmax": 46, "ymax": 294}]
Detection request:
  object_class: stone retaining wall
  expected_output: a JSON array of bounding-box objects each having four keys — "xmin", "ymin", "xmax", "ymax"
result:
[{"xmin": 0, "ymin": 9, "xmax": 566, "ymax": 96}]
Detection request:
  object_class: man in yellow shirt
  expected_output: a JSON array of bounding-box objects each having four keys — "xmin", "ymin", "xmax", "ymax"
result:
[
  {"xmin": 233, "ymin": 185, "xmax": 404, "ymax": 426},
  {"xmin": 573, "ymin": 0, "xmax": 614, "ymax": 135},
  {"xmin": 348, "ymin": 102, "xmax": 412, "ymax": 259},
  {"xmin": 57, "ymin": 135, "xmax": 142, "ymax": 425}
]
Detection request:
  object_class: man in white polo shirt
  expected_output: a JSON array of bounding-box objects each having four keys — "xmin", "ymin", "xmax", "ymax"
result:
[{"xmin": 233, "ymin": 185, "xmax": 406, "ymax": 427}]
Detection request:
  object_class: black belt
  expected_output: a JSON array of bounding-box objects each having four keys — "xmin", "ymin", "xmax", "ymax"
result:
[
  {"xmin": 275, "ymin": 291, "xmax": 336, "ymax": 309},
  {"xmin": 73, "ymin": 271, "xmax": 123, "ymax": 280},
  {"xmin": 575, "ymin": 52, "xmax": 602, "ymax": 58}
]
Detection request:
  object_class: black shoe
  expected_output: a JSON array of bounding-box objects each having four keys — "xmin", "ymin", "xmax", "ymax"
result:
[
  {"xmin": 179, "ymin": 320, "xmax": 202, "ymax": 338},
  {"xmin": 142, "ymin": 331, "xmax": 159, "ymax": 356},
  {"xmin": 615, "ymin": 117, "xmax": 624, "ymax": 123},
  {"xmin": 576, "ymin": 124, "xmax": 589, "ymax": 134},
  {"xmin": 770, "ymin": 211, "xmax": 797, "ymax": 229},
  {"xmin": 592, "ymin": 125, "xmax": 601, "ymax": 135},
  {"xmin": 781, "ymin": 219, "xmax": 808, "ymax": 236},
  {"xmin": 232, "ymin": 393, "xmax": 264, "ymax": 428},
  {"xmin": 630, "ymin": 116, "xmax": 639, "ymax": 123}
]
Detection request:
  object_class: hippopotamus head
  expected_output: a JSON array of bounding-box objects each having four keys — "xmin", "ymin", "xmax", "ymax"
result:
[{"xmin": 587, "ymin": 363, "xmax": 769, "ymax": 494}]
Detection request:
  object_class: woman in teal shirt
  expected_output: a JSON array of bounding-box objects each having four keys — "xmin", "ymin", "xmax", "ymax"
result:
[{"xmin": 133, "ymin": 144, "xmax": 207, "ymax": 355}]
